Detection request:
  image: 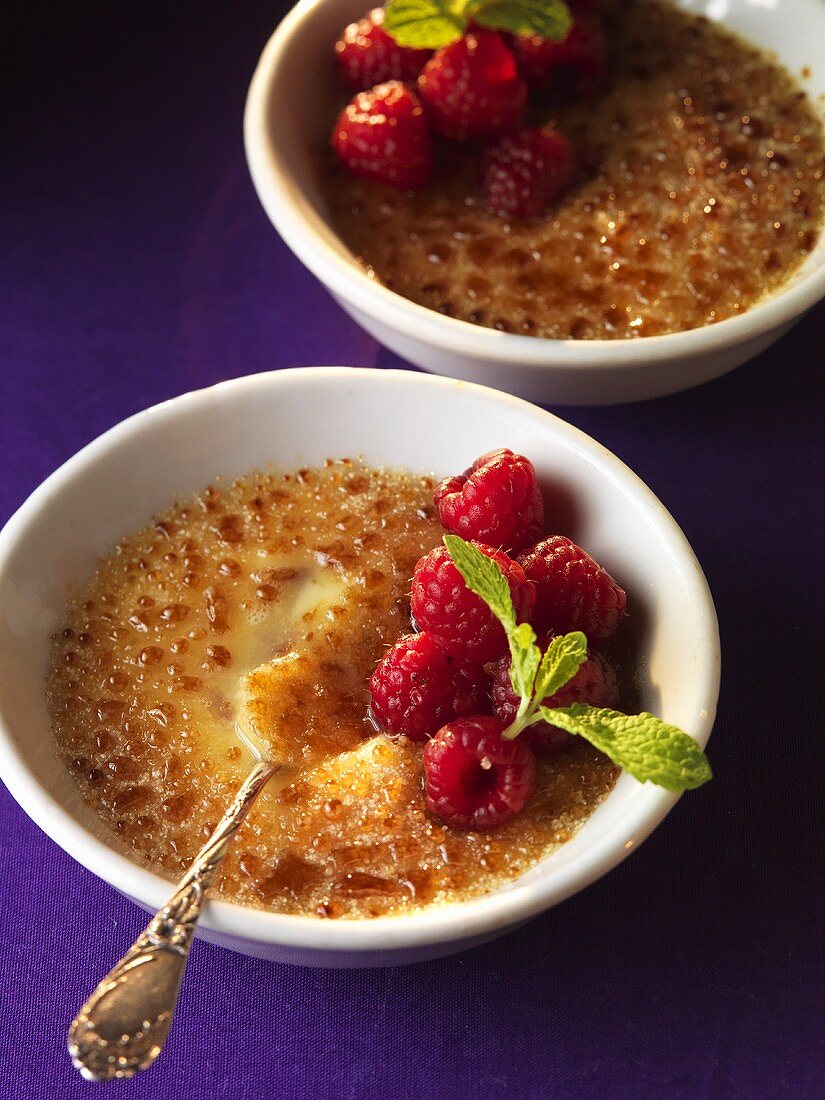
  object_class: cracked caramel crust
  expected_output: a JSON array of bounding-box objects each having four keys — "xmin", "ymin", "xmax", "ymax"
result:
[{"xmin": 48, "ymin": 460, "xmax": 618, "ymax": 918}]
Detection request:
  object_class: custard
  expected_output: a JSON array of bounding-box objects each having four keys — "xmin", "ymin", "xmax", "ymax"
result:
[
  {"xmin": 48, "ymin": 460, "xmax": 619, "ymax": 919},
  {"xmin": 324, "ymin": 0, "xmax": 825, "ymax": 339}
]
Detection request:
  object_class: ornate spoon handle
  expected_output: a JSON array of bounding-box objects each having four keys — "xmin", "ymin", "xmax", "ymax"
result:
[{"xmin": 67, "ymin": 757, "xmax": 278, "ymax": 1081}]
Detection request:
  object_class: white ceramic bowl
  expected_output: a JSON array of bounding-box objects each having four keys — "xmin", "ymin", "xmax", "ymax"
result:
[
  {"xmin": 0, "ymin": 368, "xmax": 719, "ymax": 966},
  {"xmin": 244, "ymin": 0, "xmax": 825, "ymax": 405}
]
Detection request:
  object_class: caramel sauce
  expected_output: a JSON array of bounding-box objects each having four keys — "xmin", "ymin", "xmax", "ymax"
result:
[
  {"xmin": 48, "ymin": 461, "xmax": 618, "ymax": 918},
  {"xmin": 324, "ymin": 0, "xmax": 825, "ymax": 340}
]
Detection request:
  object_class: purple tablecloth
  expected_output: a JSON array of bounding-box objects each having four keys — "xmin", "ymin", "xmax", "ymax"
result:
[{"xmin": 3, "ymin": 4, "xmax": 823, "ymax": 1097}]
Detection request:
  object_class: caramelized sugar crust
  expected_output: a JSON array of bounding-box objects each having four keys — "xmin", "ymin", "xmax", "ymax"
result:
[
  {"xmin": 48, "ymin": 461, "xmax": 617, "ymax": 918},
  {"xmin": 325, "ymin": 0, "xmax": 825, "ymax": 340}
]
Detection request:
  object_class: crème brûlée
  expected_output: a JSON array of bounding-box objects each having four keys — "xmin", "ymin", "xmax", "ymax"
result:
[
  {"xmin": 325, "ymin": 0, "xmax": 825, "ymax": 340},
  {"xmin": 47, "ymin": 460, "xmax": 622, "ymax": 919}
]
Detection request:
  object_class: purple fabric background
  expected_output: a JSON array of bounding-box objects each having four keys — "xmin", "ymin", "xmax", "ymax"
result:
[{"xmin": 3, "ymin": 3, "xmax": 824, "ymax": 1097}]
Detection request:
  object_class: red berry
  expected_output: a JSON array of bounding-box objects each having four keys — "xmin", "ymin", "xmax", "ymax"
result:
[
  {"xmin": 417, "ymin": 31, "xmax": 527, "ymax": 140},
  {"xmin": 423, "ymin": 715, "xmax": 536, "ymax": 829},
  {"xmin": 517, "ymin": 536, "xmax": 627, "ymax": 642},
  {"xmin": 483, "ymin": 126, "xmax": 577, "ymax": 218},
  {"xmin": 513, "ymin": 16, "xmax": 608, "ymax": 100},
  {"xmin": 492, "ymin": 637, "xmax": 619, "ymax": 751},
  {"xmin": 334, "ymin": 8, "xmax": 432, "ymax": 92},
  {"xmin": 369, "ymin": 632, "xmax": 490, "ymax": 742},
  {"xmin": 411, "ymin": 542, "xmax": 535, "ymax": 662},
  {"xmin": 332, "ymin": 81, "xmax": 432, "ymax": 189},
  {"xmin": 450, "ymin": 661, "xmax": 492, "ymax": 719},
  {"xmin": 434, "ymin": 448, "xmax": 544, "ymax": 552}
]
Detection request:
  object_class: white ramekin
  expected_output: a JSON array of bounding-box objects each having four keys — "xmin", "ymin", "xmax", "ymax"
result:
[
  {"xmin": 244, "ymin": 0, "xmax": 825, "ymax": 405},
  {"xmin": 0, "ymin": 368, "xmax": 720, "ymax": 966}
]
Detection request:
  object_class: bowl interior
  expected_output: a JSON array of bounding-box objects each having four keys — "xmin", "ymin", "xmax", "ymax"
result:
[
  {"xmin": 0, "ymin": 368, "xmax": 719, "ymax": 946},
  {"xmin": 255, "ymin": 0, "xmax": 825, "ymax": 333}
]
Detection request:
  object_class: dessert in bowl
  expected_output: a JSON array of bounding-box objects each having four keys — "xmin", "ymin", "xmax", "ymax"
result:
[
  {"xmin": 0, "ymin": 368, "xmax": 719, "ymax": 966},
  {"xmin": 244, "ymin": 0, "xmax": 825, "ymax": 404},
  {"xmin": 45, "ymin": 457, "xmax": 627, "ymax": 921}
]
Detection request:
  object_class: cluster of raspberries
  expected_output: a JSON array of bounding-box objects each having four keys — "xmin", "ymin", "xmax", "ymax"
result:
[
  {"xmin": 331, "ymin": 4, "xmax": 608, "ymax": 217},
  {"xmin": 368, "ymin": 447, "xmax": 627, "ymax": 831}
]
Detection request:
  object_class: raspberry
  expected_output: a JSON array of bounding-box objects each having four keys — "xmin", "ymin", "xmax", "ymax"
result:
[
  {"xmin": 512, "ymin": 16, "xmax": 608, "ymax": 101},
  {"xmin": 517, "ymin": 536, "xmax": 627, "ymax": 642},
  {"xmin": 492, "ymin": 637, "xmax": 619, "ymax": 751},
  {"xmin": 482, "ymin": 126, "xmax": 577, "ymax": 218},
  {"xmin": 411, "ymin": 542, "xmax": 535, "ymax": 662},
  {"xmin": 332, "ymin": 81, "xmax": 432, "ymax": 189},
  {"xmin": 334, "ymin": 8, "xmax": 432, "ymax": 91},
  {"xmin": 423, "ymin": 715, "xmax": 536, "ymax": 829},
  {"xmin": 369, "ymin": 632, "xmax": 490, "ymax": 742},
  {"xmin": 450, "ymin": 661, "xmax": 492, "ymax": 719},
  {"xmin": 417, "ymin": 32, "xmax": 527, "ymax": 140},
  {"xmin": 434, "ymin": 448, "xmax": 544, "ymax": 552}
]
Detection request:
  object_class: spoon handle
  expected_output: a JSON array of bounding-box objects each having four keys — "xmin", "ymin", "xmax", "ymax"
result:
[{"xmin": 67, "ymin": 757, "xmax": 278, "ymax": 1081}]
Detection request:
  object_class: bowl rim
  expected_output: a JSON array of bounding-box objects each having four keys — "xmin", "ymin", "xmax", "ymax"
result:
[
  {"xmin": 243, "ymin": 0, "xmax": 825, "ymax": 370},
  {"xmin": 0, "ymin": 367, "xmax": 721, "ymax": 952}
]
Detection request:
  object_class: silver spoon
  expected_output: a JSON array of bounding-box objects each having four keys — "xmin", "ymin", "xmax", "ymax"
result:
[{"xmin": 67, "ymin": 757, "xmax": 279, "ymax": 1081}]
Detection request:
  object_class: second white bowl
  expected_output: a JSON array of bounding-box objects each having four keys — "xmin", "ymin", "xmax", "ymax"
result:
[{"xmin": 244, "ymin": 0, "xmax": 825, "ymax": 405}]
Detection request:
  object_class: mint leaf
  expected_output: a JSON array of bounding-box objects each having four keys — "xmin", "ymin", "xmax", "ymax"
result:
[
  {"xmin": 532, "ymin": 631, "xmax": 587, "ymax": 701},
  {"xmin": 509, "ymin": 620, "xmax": 539, "ymax": 700},
  {"xmin": 443, "ymin": 534, "xmax": 540, "ymax": 714},
  {"xmin": 384, "ymin": 0, "xmax": 467, "ymax": 49},
  {"xmin": 470, "ymin": 0, "xmax": 571, "ymax": 40},
  {"xmin": 539, "ymin": 704, "xmax": 713, "ymax": 791},
  {"xmin": 443, "ymin": 534, "xmax": 516, "ymax": 630},
  {"xmin": 385, "ymin": 0, "xmax": 572, "ymax": 49}
]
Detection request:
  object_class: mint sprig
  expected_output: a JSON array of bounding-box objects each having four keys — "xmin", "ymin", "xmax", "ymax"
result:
[
  {"xmin": 384, "ymin": 0, "xmax": 571, "ymax": 51},
  {"xmin": 443, "ymin": 535, "xmax": 712, "ymax": 791}
]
